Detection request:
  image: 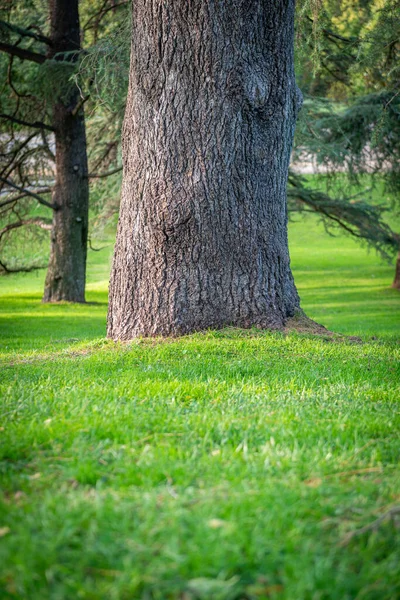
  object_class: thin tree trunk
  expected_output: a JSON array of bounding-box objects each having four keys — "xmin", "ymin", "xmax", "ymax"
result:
[
  {"xmin": 108, "ymin": 0, "xmax": 302, "ymax": 338},
  {"xmin": 392, "ymin": 251, "xmax": 400, "ymax": 290},
  {"xmin": 43, "ymin": 0, "xmax": 89, "ymax": 303}
]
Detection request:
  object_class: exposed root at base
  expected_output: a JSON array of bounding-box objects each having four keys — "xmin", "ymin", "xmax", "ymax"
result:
[{"xmin": 285, "ymin": 309, "xmax": 362, "ymax": 343}]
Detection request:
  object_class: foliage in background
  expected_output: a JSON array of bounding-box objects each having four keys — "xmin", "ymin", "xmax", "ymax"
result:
[
  {"xmin": 292, "ymin": 0, "xmax": 400, "ymax": 275},
  {"xmin": 0, "ymin": 0, "xmax": 129, "ymax": 273},
  {"xmin": 1, "ymin": 0, "xmax": 399, "ymax": 284},
  {"xmin": 81, "ymin": 0, "xmax": 400, "ymax": 273}
]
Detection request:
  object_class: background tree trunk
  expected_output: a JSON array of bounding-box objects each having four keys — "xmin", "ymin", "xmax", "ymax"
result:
[
  {"xmin": 43, "ymin": 0, "xmax": 89, "ymax": 303},
  {"xmin": 108, "ymin": 0, "xmax": 302, "ymax": 338},
  {"xmin": 392, "ymin": 251, "xmax": 400, "ymax": 290}
]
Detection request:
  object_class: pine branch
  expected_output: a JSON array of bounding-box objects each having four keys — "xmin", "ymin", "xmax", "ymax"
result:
[
  {"xmin": 88, "ymin": 236, "xmax": 107, "ymax": 252},
  {"xmin": 0, "ymin": 112, "xmax": 55, "ymax": 132},
  {"xmin": 0, "ymin": 20, "xmax": 52, "ymax": 46},
  {"xmin": 0, "ymin": 218, "xmax": 52, "ymax": 243},
  {"xmin": 87, "ymin": 166, "xmax": 123, "ymax": 178},
  {"xmin": 287, "ymin": 173, "xmax": 399, "ymax": 258},
  {"xmin": 0, "ymin": 178, "xmax": 58, "ymax": 210},
  {"xmin": 39, "ymin": 130, "xmax": 56, "ymax": 161},
  {"xmin": 71, "ymin": 94, "xmax": 90, "ymax": 117},
  {"xmin": 0, "ymin": 258, "xmax": 46, "ymax": 275},
  {"xmin": 0, "ymin": 41, "xmax": 46, "ymax": 64},
  {"xmin": 306, "ymin": 17, "xmax": 359, "ymax": 45},
  {"xmin": 83, "ymin": 1, "xmax": 128, "ymax": 32},
  {"xmin": 0, "ymin": 187, "xmax": 52, "ymax": 210}
]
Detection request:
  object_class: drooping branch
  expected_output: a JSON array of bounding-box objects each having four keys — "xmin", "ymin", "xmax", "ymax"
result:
[
  {"xmin": 40, "ymin": 130, "xmax": 56, "ymax": 161},
  {"xmin": 0, "ymin": 178, "xmax": 58, "ymax": 210},
  {"xmin": 87, "ymin": 165, "xmax": 122, "ymax": 178},
  {"xmin": 7, "ymin": 55, "xmax": 36, "ymax": 106},
  {"xmin": 287, "ymin": 172, "xmax": 399, "ymax": 259},
  {"xmin": 1, "ymin": 131, "xmax": 39, "ymax": 162},
  {"xmin": 0, "ymin": 217, "xmax": 52, "ymax": 243},
  {"xmin": 0, "ymin": 41, "xmax": 47, "ymax": 64},
  {"xmin": 83, "ymin": 1, "xmax": 128, "ymax": 33},
  {"xmin": 306, "ymin": 17, "xmax": 359, "ymax": 45},
  {"xmin": 0, "ymin": 112, "xmax": 55, "ymax": 132},
  {"xmin": 0, "ymin": 198, "xmax": 17, "ymax": 212},
  {"xmin": 88, "ymin": 236, "xmax": 107, "ymax": 252},
  {"xmin": 297, "ymin": 92, "xmax": 400, "ymax": 194},
  {"xmin": 0, "ymin": 187, "xmax": 52, "ymax": 210},
  {"xmin": 0, "ymin": 20, "xmax": 52, "ymax": 46},
  {"xmin": 0, "ymin": 258, "xmax": 46, "ymax": 275},
  {"xmin": 320, "ymin": 59, "xmax": 351, "ymax": 86},
  {"xmin": 71, "ymin": 94, "xmax": 90, "ymax": 117}
]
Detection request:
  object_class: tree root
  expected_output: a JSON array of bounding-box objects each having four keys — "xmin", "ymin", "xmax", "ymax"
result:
[{"xmin": 285, "ymin": 309, "xmax": 362, "ymax": 342}]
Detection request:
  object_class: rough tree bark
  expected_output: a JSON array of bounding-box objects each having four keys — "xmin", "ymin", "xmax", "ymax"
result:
[
  {"xmin": 43, "ymin": 0, "xmax": 89, "ymax": 302},
  {"xmin": 108, "ymin": 0, "xmax": 302, "ymax": 338}
]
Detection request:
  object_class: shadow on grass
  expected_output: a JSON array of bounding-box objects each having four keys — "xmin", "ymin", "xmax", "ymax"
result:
[
  {"xmin": 0, "ymin": 293, "xmax": 108, "ymax": 353},
  {"xmin": 1, "ymin": 279, "xmax": 399, "ymax": 354},
  {"xmin": 0, "ymin": 315, "xmax": 107, "ymax": 352}
]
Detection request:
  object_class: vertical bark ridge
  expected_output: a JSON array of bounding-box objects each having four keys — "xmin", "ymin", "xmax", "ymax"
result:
[
  {"xmin": 108, "ymin": 0, "xmax": 302, "ymax": 338},
  {"xmin": 43, "ymin": 0, "xmax": 89, "ymax": 303}
]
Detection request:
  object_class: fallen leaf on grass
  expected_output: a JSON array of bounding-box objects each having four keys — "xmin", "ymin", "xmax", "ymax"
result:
[
  {"xmin": 86, "ymin": 567, "xmax": 122, "ymax": 577},
  {"xmin": 304, "ymin": 467, "xmax": 382, "ymax": 487},
  {"xmin": 246, "ymin": 583, "xmax": 284, "ymax": 596},
  {"xmin": 0, "ymin": 527, "xmax": 10, "ymax": 537},
  {"xmin": 187, "ymin": 576, "xmax": 239, "ymax": 596},
  {"xmin": 329, "ymin": 467, "xmax": 382, "ymax": 478},
  {"xmin": 304, "ymin": 477, "xmax": 322, "ymax": 488},
  {"xmin": 208, "ymin": 518, "xmax": 228, "ymax": 529}
]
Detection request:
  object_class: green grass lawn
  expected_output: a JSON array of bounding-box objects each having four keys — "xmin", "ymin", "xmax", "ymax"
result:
[{"xmin": 0, "ymin": 210, "xmax": 399, "ymax": 599}]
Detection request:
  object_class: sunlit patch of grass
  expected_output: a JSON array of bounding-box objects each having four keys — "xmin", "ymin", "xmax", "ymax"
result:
[
  {"xmin": 0, "ymin": 334, "xmax": 399, "ymax": 599},
  {"xmin": 0, "ymin": 178, "xmax": 399, "ymax": 599}
]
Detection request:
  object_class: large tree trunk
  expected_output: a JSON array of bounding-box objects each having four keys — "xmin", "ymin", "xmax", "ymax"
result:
[
  {"xmin": 108, "ymin": 0, "xmax": 302, "ymax": 338},
  {"xmin": 43, "ymin": 0, "xmax": 89, "ymax": 303}
]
